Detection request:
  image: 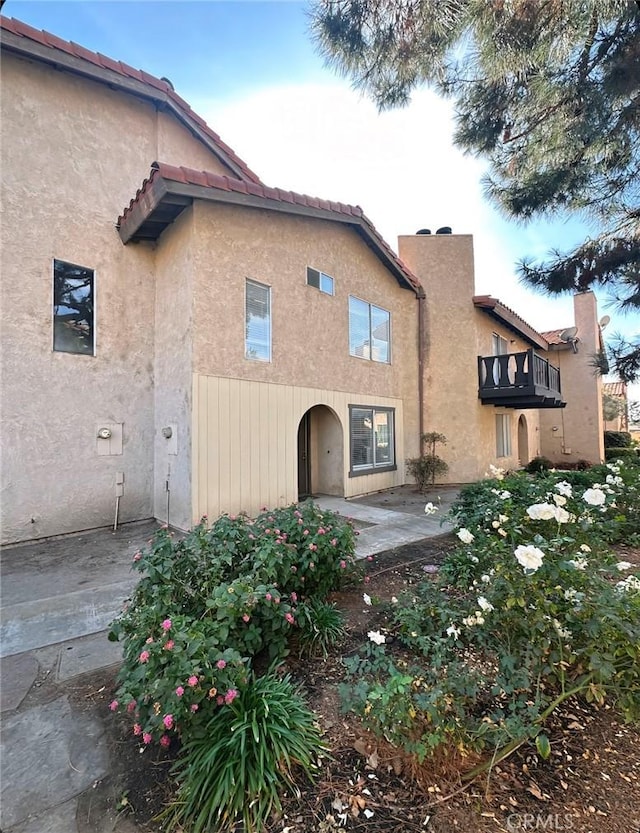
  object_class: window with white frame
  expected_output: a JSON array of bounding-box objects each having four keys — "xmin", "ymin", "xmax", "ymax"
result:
[
  {"xmin": 349, "ymin": 296, "xmax": 390, "ymax": 363},
  {"xmin": 307, "ymin": 266, "xmax": 334, "ymax": 295},
  {"xmin": 350, "ymin": 406, "xmax": 395, "ymax": 473},
  {"xmin": 245, "ymin": 279, "xmax": 271, "ymax": 361},
  {"xmin": 496, "ymin": 413, "xmax": 512, "ymax": 457},
  {"xmin": 53, "ymin": 259, "xmax": 95, "ymax": 355}
]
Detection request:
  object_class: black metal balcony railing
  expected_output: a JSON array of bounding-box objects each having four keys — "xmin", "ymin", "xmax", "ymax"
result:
[{"xmin": 478, "ymin": 349, "xmax": 565, "ymax": 409}]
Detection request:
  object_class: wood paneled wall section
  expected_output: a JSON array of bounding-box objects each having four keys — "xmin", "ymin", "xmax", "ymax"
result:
[{"xmin": 192, "ymin": 374, "xmax": 405, "ymax": 522}]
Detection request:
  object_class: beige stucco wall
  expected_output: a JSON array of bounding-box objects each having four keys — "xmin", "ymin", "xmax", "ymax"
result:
[
  {"xmin": 398, "ymin": 233, "xmax": 543, "ymax": 483},
  {"xmin": 540, "ymin": 293, "xmax": 604, "ymax": 465},
  {"xmin": 189, "ymin": 203, "xmax": 420, "ymax": 520},
  {"xmin": 0, "ymin": 52, "xmax": 248, "ymax": 543}
]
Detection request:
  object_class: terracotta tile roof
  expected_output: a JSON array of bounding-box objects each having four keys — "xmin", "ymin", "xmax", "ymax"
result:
[
  {"xmin": 118, "ymin": 162, "xmax": 423, "ymax": 296},
  {"xmin": 603, "ymin": 381, "xmax": 627, "ymax": 397},
  {"xmin": 540, "ymin": 328, "xmax": 566, "ymax": 345},
  {"xmin": 472, "ymin": 295, "xmax": 548, "ymax": 350},
  {"xmin": 0, "ymin": 16, "xmax": 262, "ymax": 185}
]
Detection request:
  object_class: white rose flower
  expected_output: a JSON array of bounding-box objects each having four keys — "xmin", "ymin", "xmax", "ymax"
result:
[
  {"xmin": 474, "ymin": 613, "xmax": 485, "ymax": 625},
  {"xmin": 580, "ymin": 544, "xmax": 591, "ymax": 553},
  {"xmin": 424, "ymin": 502, "xmax": 438, "ymax": 515},
  {"xmin": 583, "ymin": 488, "xmax": 606, "ymax": 506},
  {"xmin": 477, "ymin": 596, "xmax": 494, "ymax": 612},
  {"xmin": 498, "ymin": 528, "xmax": 508, "ymax": 537},
  {"xmin": 481, "ymin": 574, "xmax": 491, "ymax": 583},
  {"xmin": 457, "ymin": 528, "xmax": 475, "ymax": 544},
  {"xmin": 567, "ymin": 556, "xmax": 588, "ymax": 570},
  {"xmin": 492, "ymin": 520, "xmax": 501, "ymax": 529},
  {"xmin": 514, "ymin": 544, "xmax": 545, "ymax": 572},
  {"xmin": 555, "ymin": 481, "xmax": 573, "ymax": 497},
  {"xmin": 552, "ymin": 619, "xmax": 572, "ymax": 640},
  {"xmin": 462, "ymin": 616, "xmax": 477, "ymax": 627},
  {"xmin": 553, "ymin": 493, "xmax": 567, "ymax": 507},
  {"xmin": 500, "ymin": 491, "xmax": 511, "ymax": 499},
  {"xmin": 488, "ymin": 464, "xmax": 506, "ymax": 481},
  {"xmin": 363, "ymin": 593, "xmax": 372, "ymax": 606},
  {"xmin": 616, "ymin": 576, "xmax": 640, "ymax": 594},
  {"xmin": 446, "ymin": 624, "xmax": 461, "ymax": 639},
  {"xmin": 555, "ymin": 506, "xmax": 571, "ymax": 524},
  {"xmin": 616, "ymin": 562, "xmax": 634, "ymax": 571},
  {"xmin": 367, "ymin": 630, "xmax": 386, "ymax": 645},
  {"xmin": 526, "ymin": 503, "xmax": 558, "ymax": 521}
]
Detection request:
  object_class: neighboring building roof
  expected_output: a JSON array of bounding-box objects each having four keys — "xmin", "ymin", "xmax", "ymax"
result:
[
  {"xmin": 472, "ymin": 295, "xmax": 548, "ymax": 350},
  {"xmin": 117, "ymin": 162, "xmax": 424, "ymax": 296},
  {"xmin": 603, "ymin": 381, "xmax": 627, "ymax": 397},
  {"xmin": 0, "ymin": 16, "xmax": 262, "ymax": 185},
  {"xmin": 540, "ymin": 328, "xmax": 566, "ymax": 346}
]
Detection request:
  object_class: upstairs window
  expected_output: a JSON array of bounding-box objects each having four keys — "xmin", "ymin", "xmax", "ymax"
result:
[
  {"xmin": 53, "ymin": 259, "xmax": 95, "ymax": 355},
  {"xmin": 350, "ymin": 406, "xmax": 395, "ymax": 474},
  {"xmin": 307, "ymin": 266, "xmax": 334, "ymax": 295},
  {"xmin": 245, "ymin": 279, "xmax": 271, "ymax": 361},
  {"xmin": 349, "ymin": 296, "xmax": 390, "ymax": 363},
  {"xmin": 492, "ymin": 333, "xmax": 508, "ymax": 355}
]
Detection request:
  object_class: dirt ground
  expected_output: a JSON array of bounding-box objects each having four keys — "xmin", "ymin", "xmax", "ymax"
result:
[{"xmin": 71, "ymin": 536, "xmax": 640, "ymax": 833}]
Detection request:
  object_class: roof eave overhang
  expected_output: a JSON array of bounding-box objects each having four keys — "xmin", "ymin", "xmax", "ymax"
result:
[
  {"xmin": 1, "ymin": 30, "xmax": 257, "ymax": 184},
  {"xmin": 118, "ymin": 175, "xmax": 423, "ymax": 296},
  {"xmin": 473, "ymin": 297, "xmax": 548, "ymax": 350}
]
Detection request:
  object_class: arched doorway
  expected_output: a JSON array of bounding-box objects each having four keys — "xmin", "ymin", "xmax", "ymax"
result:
[
  {"xmin": 297, "ymin": 405, "xmax": 344, "ymax": 500},
  {"xmin": 517, "ymin": 414, "xmax": 529, "ymax": 467}
]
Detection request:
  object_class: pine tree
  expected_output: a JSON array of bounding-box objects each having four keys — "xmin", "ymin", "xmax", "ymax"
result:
[{"xmin": 312, "ymin": 0, "xmax": 640, "ymax": 380}]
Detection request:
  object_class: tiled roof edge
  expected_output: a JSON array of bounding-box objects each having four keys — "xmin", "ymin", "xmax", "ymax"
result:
[
  {"xmin": 119, "ymin": 162, "xmax": 423, "ymax": 295},
  {"xmin": 473, "ymin": 295, "xmax": 549, "ymax": 349}
]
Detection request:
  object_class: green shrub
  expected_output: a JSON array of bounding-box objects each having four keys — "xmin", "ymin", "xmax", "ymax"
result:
[
  {"xmin": 295, "ymin": 599, "xmax": 346, "ymax": 657},
  {"xmin": 604, "ymin": 430, "xmax": 632, "ymax": 448},
  {"xmin": 341, "ymin": 460, "xmax": 640, "ymax": 765},
  {"xmin": 406, "ymin": 431, "xmax": 448, "ymax": 491},
  {"xmin": 108, "ymin": 502, "xmax": 359, "ymax": 744},
  {"xmin": 605, "ymin": 447, "xmax": 638, "ymax": 461},
  {"xmin": 165, "ymin": 673, "xmax": 324, "ymax": 833},
  {"xmin": 523, "ymin": 455, "xmax": 553, "ymax": 473}
]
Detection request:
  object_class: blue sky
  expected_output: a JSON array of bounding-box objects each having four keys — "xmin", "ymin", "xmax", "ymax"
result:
[{"xmin": 5, "ymin": 0, "xmax": 639, "ymax": 395}]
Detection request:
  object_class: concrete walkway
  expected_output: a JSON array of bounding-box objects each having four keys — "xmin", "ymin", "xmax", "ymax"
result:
[{"xmin": 0, "ymin": 487, "xmax": 456, "ymax": 832}]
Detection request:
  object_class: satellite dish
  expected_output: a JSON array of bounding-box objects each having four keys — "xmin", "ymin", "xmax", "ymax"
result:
[
  {"xmin": 599, "ymin": 315, "xmax": 611, "ymax": 330},
  {"xmin": 559, "ymin": 326, "xmax": 578, "ymax": 342}
]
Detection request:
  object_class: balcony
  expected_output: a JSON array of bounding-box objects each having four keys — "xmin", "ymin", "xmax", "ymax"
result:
[{"xmin": 478, "ymin": 349, "xmax": 565, "ymax": 409}]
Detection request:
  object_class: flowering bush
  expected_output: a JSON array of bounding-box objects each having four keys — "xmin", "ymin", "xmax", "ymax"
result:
[
  {"xmin": 340, "ymin": 459, "xmax": 640, "ymax": 766},
  {"xmin": 108, "ymin": 503, "xmax": 359, "ymax": 745}
]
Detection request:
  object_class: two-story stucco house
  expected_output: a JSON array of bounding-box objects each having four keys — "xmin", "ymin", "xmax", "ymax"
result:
[{"xmin": 0, "ymin": 17, "xmax": 605, "ymax": 545}]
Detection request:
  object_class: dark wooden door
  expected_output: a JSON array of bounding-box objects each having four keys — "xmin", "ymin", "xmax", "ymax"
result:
[{"xmin": 297, "ymin": 412, "xmax": 311, "ymax": 499}]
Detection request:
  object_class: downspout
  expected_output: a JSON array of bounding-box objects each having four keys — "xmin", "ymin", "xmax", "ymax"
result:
[{"xmin": 418, "ymin": 291, "xmax": 426, "ymax": 455}]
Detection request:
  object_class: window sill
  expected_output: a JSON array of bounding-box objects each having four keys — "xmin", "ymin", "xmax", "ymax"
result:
[{"xmin": 349, "ymin": 464, "xmax": 397, "ymax": 478}]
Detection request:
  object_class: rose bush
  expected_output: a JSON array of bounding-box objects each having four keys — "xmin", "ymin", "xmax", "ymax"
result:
[
  {"xmin": 108, "ymin": 502, "xmax": 359, "ymax": 745},
  {"xmin": 340, "ymin": 458, "xmax": 640, "ymax": 766}
]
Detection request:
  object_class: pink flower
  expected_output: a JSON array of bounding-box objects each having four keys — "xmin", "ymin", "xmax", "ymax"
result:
[
  {"xmin": 163, "ymin": 714, "xmax": 174, "ymax": 729},
  {"xmin": 331, "ymin": 538, "xmax": 338, "ymax": 547},
  {"xmin": 217, "ymin": 695, "xmax": 224, "ymax": 706},
  {"xmin": 285, "ymin": 612, "xmax": 295, "ymax": 625},
  {"xmin": 366, "ymin": 555, "xmax": 373, "ymax": 562},
  {"xmin": 265, "ymin": 593, "xmax": 272, "ymax": 602},
  {"xmin": 303, "ymin": 529, "xmax": 309, "ymax": 536},
  {"xmin": 160, "ymin": 735, "xmax": 170, "ymax": 748},
  {"xmin": 175, "ymin": 686, "xmax": 184, "ymax": 697},
  {"xmin": 229, "ymin": 514, "xmax": 237, "ymax": 521},
  {"xmin": 143, "ymin": 732, "xmax": 152, "ymax": 745},
  {"xmin": 188, "ymin": 675, "xmax": 199, "ymax": 687},
  {"xmin": 290, "ymin": 592, "xmax": 297, "ymax": 603},
  {"xmin": 225, "ymin": 689, "xmax": 238, "ymax": 705},
  {"xmin": 164, "ymin": 640, "xmax": 174, "ymax": 651},
  {"xmin": 127, "ymin": 701, "xmax": 136, "ymax": 713},
  {"xmin": 309, "ymin": 543, "xmax": 318, "ymax": 552},
  {"xmin": 318, "ymin": 527, "xmax": 326, "ymax": 535},
  {"xmin": 133, "ymin": 723, "xmax": 142, "ymax": 736},
  {"xmin": 190, "ymin": 704, "xmax": 199, "ymax": 713},
  {"xmin": 265, "ymin": 528, "xmax": 271, "ymax": 534},
  {"xmin": 274, "ymin": 597, "xmax": 280, "ymax": 604},
  {"xmin": 132, "ymin": 552, "xmax": 142, "ymax": 562},
  {"xmin": 340, "ymin": 560, "xmax": 346, "ymax": 569},
  {"xmin": 145, "ymin": 637, "xmax": 154, "ymax": 644},
  {"xmin": 242, "ymin": 613, "xmax": 250, "ymax": 622},
  {"xmin": 216, "ymin": 659, "xmax": 227, "ymax": 670},
  {"xmin": 139, "ymin": 650, "xmax": 150, "ymax": 663},
  {"xmin": 109, "ymin": 700, "xmax": 118, "ymax": 712},
  {"xmin": 161, "ymin": 619, "xmax": 172, "ymax": 631}
]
